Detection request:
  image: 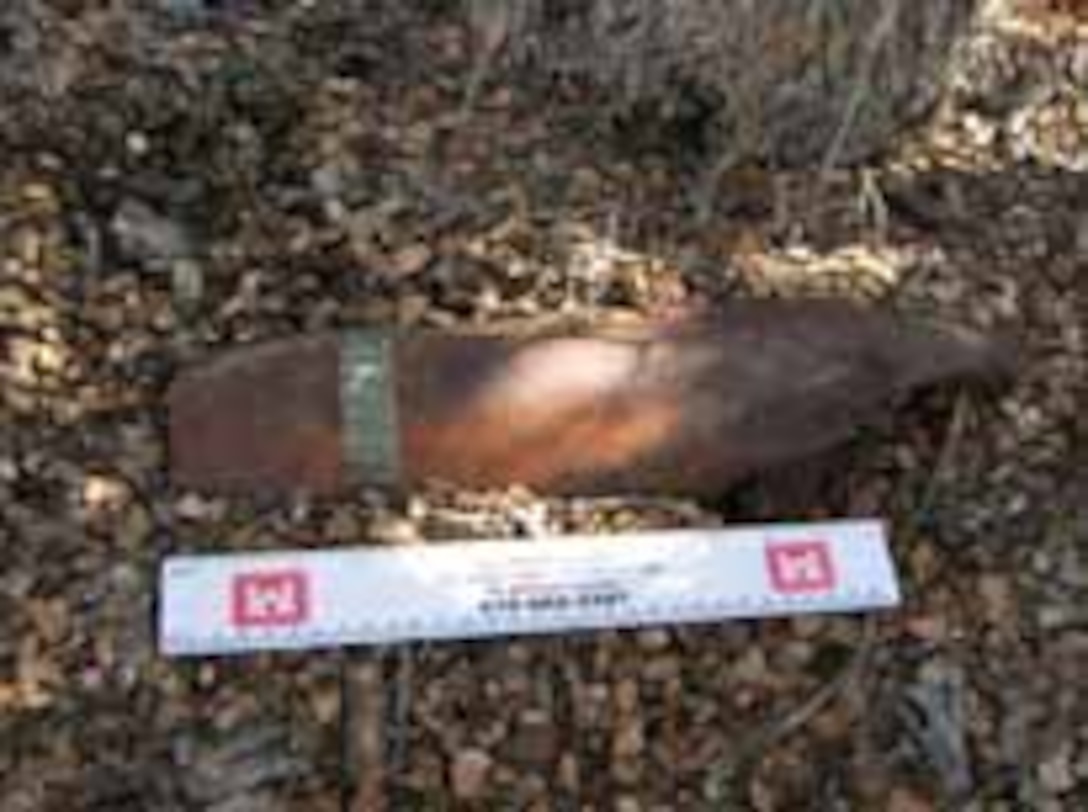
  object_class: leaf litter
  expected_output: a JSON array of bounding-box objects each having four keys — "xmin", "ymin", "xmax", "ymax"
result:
[{"xmin": 0, "ymin": 1, "xmax": 1085, "ymax": 809}]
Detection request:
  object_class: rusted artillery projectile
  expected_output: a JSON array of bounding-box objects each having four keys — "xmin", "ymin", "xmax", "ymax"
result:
[{"xmin": 167, "ymin": 300, "xmax": 1013, "ymax": 497}]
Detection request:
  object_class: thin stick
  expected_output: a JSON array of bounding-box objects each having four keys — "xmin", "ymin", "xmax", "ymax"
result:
[
  {"xmin": 705, "ymin": 615, "xmax": 879, "ymax": 799},
  {"xmin": 386, "ymin": 645, "xmax": 416, "ymax": 802},
  {"xmin": 917, "ymin": 392, "xmax": 971, "ymax": 521},
  {"xmin": 453, "ymin": 0, "xmax": 517, "ymax": 136},
  {"xmin": 818, "ymin": 0, "xmax": 903, "ymax": 179},
  {"xmin": 346, "ymin": 654, "xmax": 388, "ymax": 812}
]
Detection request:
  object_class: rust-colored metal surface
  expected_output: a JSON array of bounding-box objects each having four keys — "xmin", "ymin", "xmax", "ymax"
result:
[
  {"xmin": 168, "ymin": 333, "xmax": 344, "ymax": 493},
  {"xmin": 167, "ymin": 300, "xmax": 1012, "ymax": 497}
]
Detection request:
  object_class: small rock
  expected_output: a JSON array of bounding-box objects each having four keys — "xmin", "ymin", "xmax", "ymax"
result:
[
  {"xmin": 111, "ymin": 198, "xmax": 194, "ymax": 272},
  {"xmin": 791, "ymin": 616, "xmax": 827, "ymax": 638},
  {"xmin": 978, "ymin": 574, "xmax": 1016, "ymax": 627},
  {"xmin": 172, "ymin": 258, "xmax": 205, "ymax": 312},
  {"xmin": 1038, "ymin": 744, "xmax": 1076, "ymax": 794},
  {"xmin": 887, "ymin": 786, "xmax": 936, "ymax": 812},
  {"xmin": 175, "ymin": 493, "xmax": 216, "ymax": 521},
  {"xmin": 900, "ymin": 662, "xmax": 973, "ymax": 797},
  {"xmin": 309, "ymin": 688, "xmax": 340, "ymax": 727},
  {"xmin": 612, "ymin": 719, "xmax": 645, "ymax": 760},
  {"xmin": 614, "ymin": 678, "xmax": 640, "ymax": 715},
  {"xmin": 733, "ymin": 648, "xmax": 768, "ymax": 683},
  {"xmin": 636, "ymin": 628, "xmax": 671, "ymax": 651},
  {"xmin": 82, "ymin": 475, "xmax": 130, "ymax": 512},
  {"xmin": 21, "ymin": 182, "xmax": 56, "ymax": 206},
  {"xmin": 388, "ymin": 243, "xmax": 432, "ymax": 278},
  {"xmin": 811, "ymin": 706, "xmax": 853, "ymax": 741},
  {"xmin": 1075, "ymin": 749, "xmax": 1088, "ymax": 780},
  {"xmin": 450, "ymin": 748, "xmax": 493, "ymax": 800},
  {"xmin": 1076, "ymin": 216, "xmax": 1088, "ymax": 256},
  {"xmin": 511, "ymin": 709, "xmax": 557, "ymax": 763},
  {"xmin": 556, "ymin": 751, "xmax": 579, "ymax": 794},
  {"xmin": 396, "ymin": 293, "xmax": 431, "ymax": 324},
  {"xmin": 208, "ymin": 793, "xmax": 283, "ymax": 812},
  {"xmin": 366, "ymin": 515, "xmax": 421, "ymax": 545},
  {"xmin": 324, "ymin": 509, "xmax": 361, "ymax": 541},
  {"xmin": 125, "ymin": 131, "xmax": 151, "ymax": 156},
  {"xmin": 781, "ymin": 640, "xmax": 815, "ymax": 668},
  {"xmin": 1038, "ymin": 606, "xmax": 1077, "ymax": 630},
  {"xmin": 119, "ymin": 504, "xmax": 154, "ymax": 549},
  {"xmin": 157, "ymin": 0, "xmax": 209, "ymax": 16},
  {"xmin": 310, "ymin": 165, "xmax": 344, "ymax": 201},
  {"xmin": 904, "ymin": 614, "xmax": 950, "ymax": 642},
  {"xmin": 642, "ymin": 655, "xmax": 680, "ymax": 682},
  {"xmin": 0, "ymin": 457, "xmax": 18, "ymax": 481}
]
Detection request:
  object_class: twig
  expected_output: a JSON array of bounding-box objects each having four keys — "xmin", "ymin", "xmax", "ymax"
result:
[
  {"xmin": 705, "ymin": 616, "xmax": 879, "ymax": 801},
  {"xmin": 915, "ymin": 392, "xmax": 972, "ymax": 533},
  {"xmin": 857, "ymin": 168, "xmax": 891, "ymax": 242},
  {"xmin": 385, "ymin": 645, "xmax": 415, "ymax": 799},
  {"xmin": 760, "ymin": 616, "xmax": 877, "ymax": 753},
  {"xmin": 345, "ymin": 654, "xmax": 388, "ymax": 812},
  {"xmin": 818, "ymin": 0, "xmax": 903, "ymax": 179},
  {"xmin": 453, "ymin": 0, "xmax": 517, "ymax": 134}
]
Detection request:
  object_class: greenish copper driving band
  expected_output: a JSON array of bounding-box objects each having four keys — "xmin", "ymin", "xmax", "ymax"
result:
[{"xmin": 340, "ymin": 329, "xmax": 401, "ymax": 486}]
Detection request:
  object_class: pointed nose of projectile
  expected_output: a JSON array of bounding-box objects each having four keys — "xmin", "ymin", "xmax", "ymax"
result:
[
  {"xmin": 889, "ymin": 318, "xmax": 1020, "ymax": 394},
  {"xmin": 166, "ymin": 333, "xmax": 344, "ymax": 494}
]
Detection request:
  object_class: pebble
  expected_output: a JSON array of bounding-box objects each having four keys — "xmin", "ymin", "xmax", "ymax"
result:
[
  {"xmin": 110, "ymin": 198, "xmax": 195, "ymax": 272},
  {"xmin": 614, "ymin": 678, "xmax": 640, "ymax": 715},
  {"xmin": 904, "ymin": 614, "xmax": 950, "ymax": 643},
  {"xmin": 642, "ymin": 656, "xmax": 680, "ymax": 683},
  {"xmin": 396, "ymin": 293, "xmax": 431, "ymax": 324},
  {"xmin": 780, "ymin": 640, "xmax": 815, "ymax": 669},
  {"xmin": 790, "ymin": 616, "xmax": 828, "ymax": 639},
  {"xmin": 0, "ymin": 457, "xmax": 17, "ymax": 482},
  {"xmin": 125, "ymin": 131, "xmax": 151, "ymax": 156},
  {"xmin": 450, "ymin": 748, "xmax": 493, "ymax": 800},
  {"xmin": 324, "ymin": 509, "xmax": 361, "ymax": 541},
  {"xmin": 119, "ymin": 504, "xmax": 154, "ymax": 550},
  {"xmin": 20, "ymin": 182, "xmax": 56, "ymax": 206},
  {"xmin": 636, "ymin": 628, "xmax": 671, "ymax": 651},
  {"xmin": 388, "ymin": 243, "xmax": 433, "ymax": 278},
  {"xmin": 556, "ymin": 751, "xmax": 579, "ymax": 794},
  {"xmin": 887, "ymin": 787, "xmax": 936, "ymax": 812},
  {"xmin": 1075, "ymin": 749, "xmax": 1088, "ymax": 780},
  {"xmin": 157, "ymin": 0, "xmax": 210, "ymax": 17},
  {"xmin": 1038, "ymin": 605, "xmax": 1078, "ymax": 629},
  {"xmin": 172, "ymin": 258, "xmax": 205, "ymax": 312},
  {"xmin": 612, "ymin": 719, "xmax": 645, "ymax": 760},
  {"xmin": 81, "ymin": 475, "xmax": 130, "ymax": 512},
  {"xmin": 733, "ymin": 648, "xmax": 768, "ymax": 683},
  {"xmin": 1038, "ymin": 743, "xmax": 1077, "ymax": 794},
  {"xmin": 174, "ymin": 493, "xmax": 219, "ymax": 522},
  {"xmin": 511, "ymin": 708, "xmax": 557, "ymax": 763},
  {"xmin": 309, "ymin": 689, "xmax": 340, "ymax": 727},
  {"xmin": 978, "ymin": 574, "xmax": 1017, "ymax": 626},
  {"xmin": 366, "ymin": 515, "xmax": 422, "ymax": 545}
]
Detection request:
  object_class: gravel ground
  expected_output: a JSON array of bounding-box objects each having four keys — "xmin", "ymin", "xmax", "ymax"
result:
[{"xmin": 1, "ymin": 2, "xmax": 1085, "ymax": 810}]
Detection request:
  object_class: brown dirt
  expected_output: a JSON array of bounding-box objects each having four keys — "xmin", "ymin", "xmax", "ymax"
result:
[{"xmin": 1, "ymin": 2, "xmax": 1085, "ymax": 810}]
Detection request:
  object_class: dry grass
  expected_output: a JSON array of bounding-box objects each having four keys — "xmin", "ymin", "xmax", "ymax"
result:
[{"xmin": 469, "ymin": 0, "xmax": 979, "ymax": 168}]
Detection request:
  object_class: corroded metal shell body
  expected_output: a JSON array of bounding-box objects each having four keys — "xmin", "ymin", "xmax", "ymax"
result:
[{"xmin": 168, "ymin": 302, "xmax": 1009, "ymax": 497}]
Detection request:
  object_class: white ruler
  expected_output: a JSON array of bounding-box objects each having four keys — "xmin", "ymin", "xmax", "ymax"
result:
[{"xmin": 159, "ymin": 519, "xmax": 901, "ymax": 657}]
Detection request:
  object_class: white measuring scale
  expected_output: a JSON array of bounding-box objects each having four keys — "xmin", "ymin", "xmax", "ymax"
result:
[{"xmin": 159, "ymin": 519, "xmax": 901, "ymax": 656}]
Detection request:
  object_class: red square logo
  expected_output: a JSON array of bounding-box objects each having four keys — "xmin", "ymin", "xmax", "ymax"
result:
[
  {"xmin": 231, "ymin": 570, "xmax": 310, "ymax": 628},
  {"xmin": 766, "ymin": 541, "xmax": 836, "ymax": 594}
]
